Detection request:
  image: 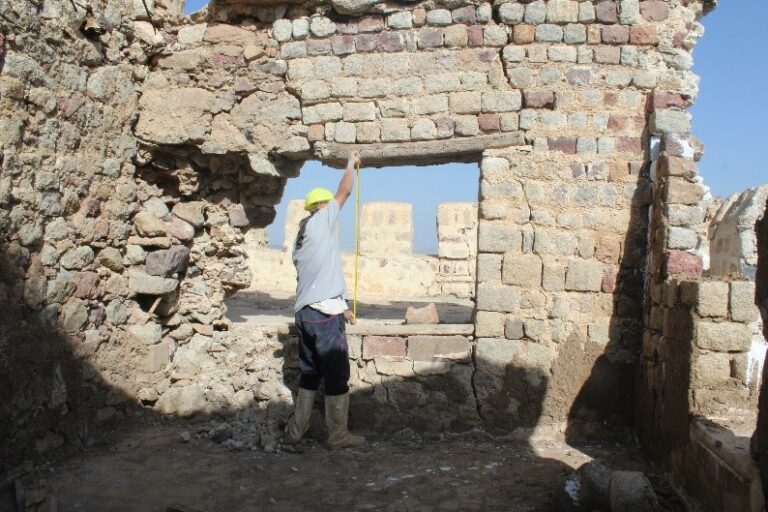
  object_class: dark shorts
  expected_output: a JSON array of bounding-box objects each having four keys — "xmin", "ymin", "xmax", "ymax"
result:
[{"xmin": 294, "ymin": 306, "xmax": 350, "ymax": 396}]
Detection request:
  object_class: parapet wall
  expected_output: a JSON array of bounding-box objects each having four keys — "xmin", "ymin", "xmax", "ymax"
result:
[{"xmin": 249, "ymin": 199, "xmax": 478, "ymax": 298}]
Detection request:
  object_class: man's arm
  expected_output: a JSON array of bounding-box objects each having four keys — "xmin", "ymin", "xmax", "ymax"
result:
[{"xmin": 334, "ymin": 151, "xmax": 361, "ymax": 209}]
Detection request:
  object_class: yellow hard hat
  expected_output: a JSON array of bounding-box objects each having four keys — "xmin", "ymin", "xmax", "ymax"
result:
[{"xmin": 304, "ymin": 188, "xmax": 334, "ymax": 211}]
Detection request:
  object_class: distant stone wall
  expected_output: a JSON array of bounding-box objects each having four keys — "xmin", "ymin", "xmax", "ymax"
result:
[
  {"xmin": 249, "ymin": 200, "xmax": 477, "ymax": 298},
  {"xmin": 710, "ymin": 186, "xmax": 768, "ymax": 278}
]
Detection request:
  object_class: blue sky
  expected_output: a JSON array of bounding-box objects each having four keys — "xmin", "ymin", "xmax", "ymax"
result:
[{"xmin": 184, "ymin": 1, "xmax": 767, "ymax": 251}]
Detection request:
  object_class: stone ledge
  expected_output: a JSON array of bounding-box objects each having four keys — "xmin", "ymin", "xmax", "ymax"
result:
[
  {"xmin": 313, "ymin": 132, "xmax": 525, "ymax": 168},
  {"xmin": 347, "ymin": 323, "xmax": 474, "ymax": 336}
]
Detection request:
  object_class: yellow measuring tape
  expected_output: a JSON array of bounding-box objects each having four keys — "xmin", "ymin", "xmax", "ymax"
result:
[{"xmin": 353, "ymin": 161, "xmax": 361, "ymax": 322}]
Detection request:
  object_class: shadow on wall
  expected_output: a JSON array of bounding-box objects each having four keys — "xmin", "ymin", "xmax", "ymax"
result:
[
  {"xmin": 752, "ymin": 198, "xmax": 768, "ymax": 501},
  {"xmin": 0, "ymin": 235, "xmax": 578, "ymax": 511}
]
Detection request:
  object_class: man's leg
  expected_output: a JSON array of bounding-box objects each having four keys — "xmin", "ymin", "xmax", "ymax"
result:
[
  {"xmin": 316, "ymin": 314, "xmax": 364, "ymax": 449},
  {"xmin": 285, "ymin": 307, "xmax": 319, "ymax": 444}
]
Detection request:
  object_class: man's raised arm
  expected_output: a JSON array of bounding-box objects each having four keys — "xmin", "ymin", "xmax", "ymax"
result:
[{"xmin": 335, "ymin": 151, "xmax": 361, "ymax": 209}]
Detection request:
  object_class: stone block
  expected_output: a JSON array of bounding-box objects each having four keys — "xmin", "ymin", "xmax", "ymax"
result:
[
  {"xmin": 667, "ymin": 227, "xmax": 698, "ymax": 250},
  {"xmin": 379, "ymin": 98, "xmax": 408, "ymax": 117},
  {"xmin": 310, "ymin": 16, "xmax": 336, "ymax": 37},
  {"xmin": 524, "ymin": 90, "xmax": 555, "ymax": 109},
  {"xmin": 387, "ymin": 11, "xmax": 413, "ymax": 29},
  {"xmin": 665, "ymin": 250, "xmax": 703, "ymax": 277},
  {"xmin": 479, "ymin": 222, "xmax": 521, "ymax": 253},
  {"xmin": 481, "ymin": 91, "xmax": 522, "ymax": 112},
  {"xmin": 467, "ymin": 25, "xmax": 484, "ymax": 46},
  {"xmin": 498, "ymin": 3, "xmax": 524, "ymax": 24},
  {"xmin": 578, "ymin": 2, "xmax": 596, "ymax": 22},
  {"xmin": 407, "ymin": 335, "xmax": 471, "ymax": 362},
  {"xmin": 546, "ymin": 0, "xmax": 578, "ymax": 23},
  {"xmin": 692, "ymin": 352, "xmax": 732, "ymax": 388},
  {"xmin": 650, "ymin": 110, "xmax": 691, "ymax": 134},
  {"xmin": 548, "ymin": 137, "xmax": 576, "ymax": 154},
  {"xmin": 565, "ymin": 259, "xmax": 603, "ymax": 292},
  {"xmin": 478, "ymin": 113, "xmax": 500, "ymax": 132},
  {"xmin": 475, "ymin": 338, "xmax": 520, "ymax": 376},
  {"xmin": 696, "ymin": 321, "xmax": 752, "ymax": 352},
  {"xmin": 602, "ymin": 25, "xmax": 629, "ymax": 44},
  {"xmin": 427, "ymin": 9, "xmax": 452, "ymax": 26},
  {"xmin": 418, "ymin": 27, "xmax": 444, "ymax": 48},
  {"xmin": 449, "ymin": 91, "xmax": 482, "ymax": 114},
  {"xmin": 666, "ymin": 178, "xmax": 704, "ymax": 205},
  {"xmin": 564, "ymin": 23, "xmax": 586, "ymax": 44},
  {"xmin": 476, "ymin": 311, "xmax": 505, "ymax": 338},
  {"xmin": 477, "ymin": 283, "xmax": 518, "ymax": 312},
  {"xmin": 542, "ymin": 260, "xmax": 566, "ymax": 291},
  {"xmin": 640, "ymin": 1, "xmax": 670, "ymax": 21},
  {"xmin": 444, "ymin": 25, "xmax": 469, "ymax": 47},
  {"xmin": 377, "ymin": 31, "xmax": 404, "ymax": 52},
  {"xmin": 380, "ymin": 118, "xmax": 410, "ymax": 142},
  {"xmin": 452, "ymin": 6, "xmax": 477, "ymax": 24},
  {"xmin": 343, "ymin": 102, "xmax": 376, "ymax": 122},
  {"xmin": 334, "ymin": 122, "xmax": 356, "ymax": 143},
  {"xmin": 477, "ymin": 253, "xmax": 502, "ymax": 282},
  {"xmin": 524, "ymin": 0, "xmax": 547, "ymax": 24},
  {"xmin": 363, "ymin": 336, "xmax": 406, "ymax": 359},
  {"xmin": 356, "ymin": 122, "xmax": 380, "ymax": 143},
  {"xmin": 502, "ymin": 253, "xmax": 543, "ymax": 288},
  {"xmin": 730, "ymin": 281, "xmax": 758, "ymax": 323},
  {"xmin": 619, "ymin": 0, "xmax": 642, "ymax": 25},
  {"xmin": 536, "ymin": 24, "xmax": 563, "ymax": 42},
  {"xmin": 630, "ymin": 25, "xmax": 658, "ymax": 45},
  {"xmin": 332, "ymin": 35, "xmax": 356, "ymax": 55},
  {"xmin": 689, "ymin": 281, "xmax": 730, "ymax": 318},
  {"xmin": 594, "ymin": 46, "xmax": 621, "ymax": 64},
  {"xmin": 302, "ymin": 102, "xmax": 343, "ymax": 123},
  {"xmin": 412, "ymin": 94, "xmax": 448, "ymax": 115},
  {"xmin": 513, "ymin": 24, "xmax": 535, "ymax": 44},
  {"xmin": 375, "ymin": 358, "xmax": 415, "ymax": 377},
  {"xmin": 595, "ymin": 1, "xmax": 618, "ymax": 23},
  {"xmin": 484, "ymin": 26, "xmax": 508, "ymax": 47},
  {"xmin": 504, "ymin": 318, "xmax": 525, "ymax": 340}
]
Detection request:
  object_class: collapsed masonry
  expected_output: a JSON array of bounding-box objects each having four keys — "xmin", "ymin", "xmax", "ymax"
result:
[
  {"xmin": 1, "ymin": 0, "xmax": 764, "ymax": 509},
  {"xmin": 249, "ymin": 200, "xmax": 478, "ymax": 298}
]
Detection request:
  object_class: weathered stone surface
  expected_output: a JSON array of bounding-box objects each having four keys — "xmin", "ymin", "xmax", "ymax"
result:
[
  {"xmin": 145, "ymin": 246, "xmax": 190, "ymax": 278},
  {"xmin": 407, "ymin": 336, "xmax": 471, "ymax": 362},
  {"xmin": 135, "ymin": 88, "xmax": 217, "ymax": 145},
  {"xmin": 128, "ymin": 322, "xmax": 163, "ymax": 345},
  {"xmin": 405, "ymin": 303, "xmax": 439, "ymax": 325},
  {"xmin": 363, "ymin": 336, "xmax": 406, "ymax": 359},
  {"xmin": 128, "ymin": 271, "xmax": 179, "ymax": 295},
  {"xmin": 696, "ymin": 321, "xmax": 752, "ymax": 352},
  {"xmin": 172, "ymin": 202, "xmax": 206, "ymax": 227},
  {"xmin": 609, "ymin": 471, "xmax": 660, "ymax": 512},
  {"xmin": 134, "ymin": 212, "xmax": 167, "ymax": 237},
  {"xmin": 155, "ymin": 385, "xmax": 210, "ymax": 417}
]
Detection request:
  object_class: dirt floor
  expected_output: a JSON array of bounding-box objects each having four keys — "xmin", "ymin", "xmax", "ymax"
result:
[{"xmin": 16, "ymin": 420, "xmax": 662, "ymax": 512}]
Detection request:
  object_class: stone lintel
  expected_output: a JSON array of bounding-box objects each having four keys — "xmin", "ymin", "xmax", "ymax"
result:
[{"xmin": 313, "ymin": 132, "xmax": 525, "ymax": 168}]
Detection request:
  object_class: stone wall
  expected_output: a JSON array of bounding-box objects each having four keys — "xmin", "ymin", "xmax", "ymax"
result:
[
  {"xmin": 710, "ymin": 185, "xmax": 768, "ymax": 278},
  {"xmin": 0, "ymin": 0, "xmax": 718, "ymax": 468}
]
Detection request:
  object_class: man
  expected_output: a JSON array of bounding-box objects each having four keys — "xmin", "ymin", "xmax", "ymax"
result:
[{"xmin": 284, "ymin": 151, "xmax": 364, "ymax": 449}]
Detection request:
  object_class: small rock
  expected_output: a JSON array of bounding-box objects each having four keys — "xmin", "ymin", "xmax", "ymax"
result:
[
  {"xmin": 145, "ymin": 246, "xmax": 190, "ymax": 277},
  {"xmin": 123, "ymin": 244, "xmax": 147, "ymax": 265},
  {"xmin": 162, "ymin": 215, "xmax": 195, "ymax": 241},
  {"xmin": 128, "ymin": 322, "xmax": 163, "ymax": 345},
  {"xmin": 172, "ymin": 201, "xmax": 206, "ymax": 227},
  {"xmin": 60, "ymin": 246, "xmax": 95, "ymax": 270},
  {"xmin": 405, "ymin": 303, "xmax": 439, "ymax": 325},
  {"xmin": 180, "ymin": 431, "xmax": 191, "ymax": 443},
  {"xmin": 134, "ymin": 211, "xmax": 167, "ymax": 237},
  {"xmin": 128, "ymin": 271, "xmax": 178, "ymax": 295},
  {"xmin": 97, "ymin": 247, "xmax": 124, "ymax": 272},
  {"xmin": 144, "ymin": 197, "xmax": 170, "ymax": 218}
]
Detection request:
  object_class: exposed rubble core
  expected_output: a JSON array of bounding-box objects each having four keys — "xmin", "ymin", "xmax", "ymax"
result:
[{"xmin": 1, "ymin": 0, "xmax": 763, "ymax": 510}]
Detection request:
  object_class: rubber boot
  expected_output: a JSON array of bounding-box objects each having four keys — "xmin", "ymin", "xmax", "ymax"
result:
[
  {"xmin": 284, "ymin": 388, "xmax": 315, "ymax": 444},
  {"xmin": 325, "ymin": 393, "xmax": 365, "ymax": 449}
]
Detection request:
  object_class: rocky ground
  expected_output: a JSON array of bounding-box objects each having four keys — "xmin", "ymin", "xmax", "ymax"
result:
[{"xmin": 15, "ymin": 419, "xmax": 682, "ymax": 512}]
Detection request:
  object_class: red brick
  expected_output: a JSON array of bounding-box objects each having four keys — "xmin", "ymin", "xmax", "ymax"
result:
[
  {"xmin": 467, "ymin": 25, "xmax": 484, "ymax": 46},
  {"xmin": 523, "ymin": 90, "xmax": 555, "ymax": 109},
  {"xmin": 307, "ymin": 124, "xmax": 325, "ymax": 141},
  {"xmin": 377, "ymin": 31, "xmax": 404, "ymax": 52},
  {"xmin": 665, "ymin": 250, "xmax": 703, "ymax": 278},
  {"xmin": 630, "ymin": 25, "xmax": 658, "ymax": 45},
  {"xmin": 363, "ymin": 336, "xmax": 406, "ymax": 359},
  {"xmin": 358, "ymin": 15, "xmax": 385, "ymax": 32},
  {"xmin": 640, "ymin": 1, "xmax": 670, "ymax": 22},
  {"xmin": 513, "ymin": 24, "xmax": 535, "ymax": 44},
  {"xmin": 548, "ymin": 137, "xmax": 577, "ymax": 154},
  {"xmin": 478, "ymin": 113, "xmax": 500, "ymax": 132},
  {"xmin": 602, "ymin": 25, "xmax": 629, "ymax": 44}
]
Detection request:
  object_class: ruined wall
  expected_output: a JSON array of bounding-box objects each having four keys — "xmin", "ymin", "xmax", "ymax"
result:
[
  {"xmin": 710, "ymin": 185, "xmax": 768, "ymax": 278},
  {"xmin": 0, "ymin": 0, "xmax": 716, "ymax": 466},
  {"xmin": 753, "ymin": 199, "xmax": 768, "ymax": 503}
]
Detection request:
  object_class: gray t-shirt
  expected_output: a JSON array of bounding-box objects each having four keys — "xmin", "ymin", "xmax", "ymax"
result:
[{"xmin": 292, "ymin": 199, "xmax": 348, "ymax": 312}]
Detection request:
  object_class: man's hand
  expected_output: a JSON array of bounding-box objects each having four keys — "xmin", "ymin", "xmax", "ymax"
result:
[
  {"xmin": 344, "ymin": 310, "xmax": 356, "ymax": 325},
  {"xmin": 347, "ymin": 151, "xmax": 361, "ymax": 169}
]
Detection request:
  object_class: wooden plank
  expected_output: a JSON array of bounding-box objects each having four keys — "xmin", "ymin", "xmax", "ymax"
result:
[{"xmin": 314, "ymin": 132, "xmax": 525, "ymax": 168}]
